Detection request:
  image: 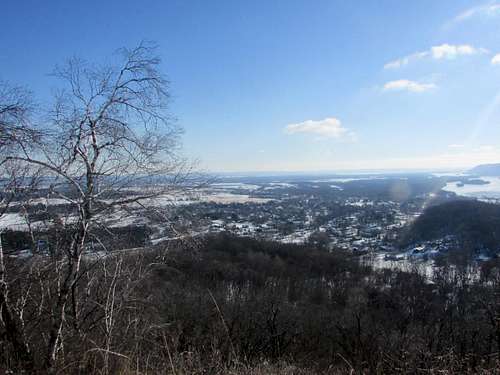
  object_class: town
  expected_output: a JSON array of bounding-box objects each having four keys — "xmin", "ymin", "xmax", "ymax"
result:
[{"xmin": 1, "ymin": 172, "xmax": 489, "ymax": 265}]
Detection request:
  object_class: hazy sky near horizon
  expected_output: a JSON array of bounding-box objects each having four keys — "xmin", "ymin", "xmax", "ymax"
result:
[{"xmin": 2, "ymin": 0, "xmax": 500, "ymax": 172}]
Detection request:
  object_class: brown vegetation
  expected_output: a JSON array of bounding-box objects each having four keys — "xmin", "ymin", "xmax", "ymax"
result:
[{"xmin": 1, "ymin": 234, "xmax": 499, "ymax": 374}]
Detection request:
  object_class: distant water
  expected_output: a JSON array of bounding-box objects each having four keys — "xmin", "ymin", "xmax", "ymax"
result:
[{"xmin": 443, "ymin": 176, "xmax": 500, "ymax": 199}]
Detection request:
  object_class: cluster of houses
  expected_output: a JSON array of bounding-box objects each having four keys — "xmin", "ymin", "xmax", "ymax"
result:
[{"xmin": 190, "ymin": 195, "xmax": 416, "ymax": 253}]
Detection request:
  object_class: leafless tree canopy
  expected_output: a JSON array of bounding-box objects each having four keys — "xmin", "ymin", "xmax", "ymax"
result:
[
  {"xmin": 48, "ymin": 43, "xmax": 181, "ymax": 177},
  {"xmin": 11, "ymin": 43, "xmax": 186, "ymax": 201},
  {"xmin": 0, "ymin": 43, "xmax": 197, "ymax": 372},
  {"xmin": 0, "ymin": 81, "xmax": 35, "ymax": 151}
]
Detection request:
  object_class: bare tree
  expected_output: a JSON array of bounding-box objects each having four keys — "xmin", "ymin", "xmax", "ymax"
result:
[
  {"xmin": 1, "ymin": 42, "xmax": 195, "ymax": 371},
  {"xmin": 0, "ymin": 81, "xmax": 37, "ymax": 369},
  {"xmin": 0, "ymin": 81, "xmax": 35, "ymax": 150}
]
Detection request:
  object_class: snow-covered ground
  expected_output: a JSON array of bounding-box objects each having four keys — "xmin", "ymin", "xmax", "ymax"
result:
[
  {"xmin": 211, "ymin": 182, "xmax": 261, "ymax": 191},
  {"xmin": 264, "ymin": 182, "xmax": 297, "ymax": 189},
  {"xmin": 0, "ymin": 185, "xmax": 272, "ymax": 232},
  {"xmin": 202, "ymin": 192, "xmax": 272, "ymax": 204},
  {"xmin": 0, "ymin": 213, "xmax": 27, "ymax": 230},
  {"xmin": 279, "ymin": 230, "xmax": 313, "ymax": 244},
  {"xmin": 364, "ymin": 252, "xmax": 436, "ymax": 279},
  {"xmin": 310, "ymin": 176, "xmax": 403, "ymax": 183}
]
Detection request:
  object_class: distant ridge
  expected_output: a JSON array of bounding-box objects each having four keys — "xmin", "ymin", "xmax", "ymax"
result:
[{"xmin": 468, "ymin": 163, "xmax": 500, "ymax": 176}]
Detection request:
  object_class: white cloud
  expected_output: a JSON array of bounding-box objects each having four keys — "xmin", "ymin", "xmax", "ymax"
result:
[
  {"xmin": 492, "ymin": 54, "xmax": 500, "ymax": 65},
  {"xmin": 284, "ymin": 117, "xmax": 354, "ymax": 139},
  {"xmin": 452, "ymin": 2, "xmax": 500, "ymax": 24},
  {"xmin": 431, "ymin": 44, "xmax": 484, "ymax": 59},
  {"xmin": 383, "ymin": 80, "xmax": 437, "ymax": 93},
  {"xmin": 384, "ymin": 44, "xmax": 487, "ymax": 69},
  {"xmin": 448, "ymin": 144, "xmax": 465, "ymax": 149},
  {"xmin": 384, "ymin": 52, "xmax": 429, "ymax": 69}
]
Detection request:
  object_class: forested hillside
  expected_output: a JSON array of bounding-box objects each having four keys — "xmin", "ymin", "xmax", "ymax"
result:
[
  {"xmin": 401, "ymin": 200, "xmax": 500, "ymax": 254},
  {"xmin": 4, "ymin": 233, "xmax": 499, "ymax": 373}
]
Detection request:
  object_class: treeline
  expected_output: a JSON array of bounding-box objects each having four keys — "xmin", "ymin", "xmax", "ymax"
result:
[
  {"xmin": 2, "ymin": 233, "xmax": 499, "ymax": 374},
  {"xmin": 1, "ymin": 225, "xmax": 151, "ymax": 253}
]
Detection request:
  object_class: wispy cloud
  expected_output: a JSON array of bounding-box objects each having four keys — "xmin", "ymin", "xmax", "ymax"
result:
[
  {"xmin": 384, "ymin": 44, "xmax": 487, "ymax": 69},
  {"xmin": 448, "ymin": 144, "xmax": 465, "ymax": 149},
  {"xmin": 384, "ymin": 52, "xmax": 428, "ymax": 69},
  {"xmin": 383, "ymin": 80, "xmax": 437, "ymax": 93},
  {"xmin": 284, "ymin": 117, "xmax": 355, "ymax": 140},
  {"xmin": 492, "ymin": 54, "xmax": 500, "ymax": 65},
  {"xmin": 451, "ymin": 2, "xmax": 500, "ymax": 24}
]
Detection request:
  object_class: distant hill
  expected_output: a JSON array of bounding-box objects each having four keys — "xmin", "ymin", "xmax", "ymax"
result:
[
  {"xmin": 468, "ymin": 163, "xmax": 500, "ymax": 176},
  {"xmin": 400, "ymin": 200, "xmax": 500, "ymax": 253}
]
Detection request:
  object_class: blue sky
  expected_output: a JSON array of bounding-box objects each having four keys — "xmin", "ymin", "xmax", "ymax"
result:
[{"xmin": 2, "ymin": 0, "xmax": 500, "ymax": 172}]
